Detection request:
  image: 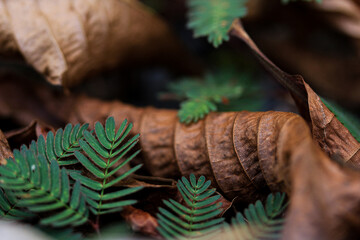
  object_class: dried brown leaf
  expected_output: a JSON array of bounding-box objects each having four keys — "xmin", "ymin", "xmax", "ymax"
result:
[
  {"xmin": 0, "ymin": 0, "xmax": 195, "ymax": 87},
  {"xmin": 69, "ymin": 98, "xmax": 360, "ymax": 239},
  {"xmin": 230, "ymin": 19, "xmax": 360, "ymax": 165}
]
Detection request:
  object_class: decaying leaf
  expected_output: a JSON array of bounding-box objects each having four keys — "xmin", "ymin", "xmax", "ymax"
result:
[
  {"xmin": 0, "ymin": 0, "xmax": 194, "ymax": 87},
  {"xmin": 68, "ymin": 97, "xmax": 360, "ymax": 239},
  {"xmin": 230, "ymin": 19, "xmax": 360, "ymax": 165},
  {"xmin": 0, "ymin": 130, "xmax": 12, "ymax": 165}
]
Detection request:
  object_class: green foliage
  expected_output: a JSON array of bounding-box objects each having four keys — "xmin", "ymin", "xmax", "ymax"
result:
[
  {"xmin": 223, "ymin": 193, "xmax": 287, "ymax": 240},
  {"xmin": 187, "ymin": 0, "xmax": 247, "ymax": 47},
  {"xmin": 71, "ymin": 117, "xmax": 143, "ymax": 215},
  {"xmin": 29, "ymin": 123, "xmax": 89, "ymax": 166},
  {"xmin": 0, "ymin": 148, "xmax": 88, "ymax": 227},
  {"xmin": 0, "ymin": 188, "xmax": 34, "ymax": 220},
  {"xmin": 168, "ymin": 70, "xmax": 262, "ymax": 124},
  {"xmin": 321, "ymin": 98, "xmax": 360, "ymax": 142},
  {"xmin": 0, "ymin": 116, "xmax": 142, "ymax": 229},
  {"xmin": 157, "ymin": 174, "xmax": 225, "ymax": 239}
]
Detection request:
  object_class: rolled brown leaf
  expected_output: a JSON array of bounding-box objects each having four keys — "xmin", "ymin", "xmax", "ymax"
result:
[
  {"xmin": 0, "ymin": 0, "xmax": 193, "ymax": 87},
  {"xmin": 69, "ymin": 98, "xmax": 308, "ymax": 200},
  {"xmin": 70, "ymin": 98, "xmax": 360, "ymax": 239}
]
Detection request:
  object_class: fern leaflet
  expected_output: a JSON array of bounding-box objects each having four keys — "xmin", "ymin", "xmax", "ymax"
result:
[
  {"xmin": 223, "ymin": 192, "xmax": 287, "ymax": 240},
  {"xmin": 71, "ymin": 117, "xmax": 143, "ymax": 215},
  {"xmin": 29, "ymin": 123, "xmax": 89, "ymax": 166},
  {"xmin": 157, "ymin": 173, "xmax": 224, "ymax": 239},
  {"xmin": 0, "ymin": 148, "xmax": 89, "ymax": 227}
]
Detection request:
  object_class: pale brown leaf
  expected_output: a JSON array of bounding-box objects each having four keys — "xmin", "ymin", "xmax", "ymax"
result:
[{"xmin": 0, "ymin": 0, "xmax": 194, "ymax": 87}]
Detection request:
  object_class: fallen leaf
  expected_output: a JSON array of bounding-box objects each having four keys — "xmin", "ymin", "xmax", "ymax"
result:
[
  {"xmin": 72, "ymin": 98, "xmax": 360, "ymax": 239},
  {"xmin": 230, "ymin": 19, "xmax": 360, "ymax": 165},
  {"xmin": 0, "ymin": 0, "xmax": 196, "ymax": 87}
]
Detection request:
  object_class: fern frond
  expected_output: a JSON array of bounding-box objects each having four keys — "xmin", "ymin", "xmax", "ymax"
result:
[
  {"xmin": 0, "ymin": 148, "xmax": 89, "ymax": 227},
  {"xmin": 29, "ymin": 123, "xmax": 89, "ymax": 166},
  {"xmin": 157, "ymin": 173, "xmax": 224, "ymax": 239},
  {"xmin": 223, "ymin": 193, "xmax": 287, "ymax": 240},
  {"xmin": 187, "ymin": 0, "xmax": 247, "ymax": 47},
  {"xmin": 168, "ymin": 71, "xmax": 262, "ymax": 124},
  {"xmin": 71, "ymin": 117, "xmax": 143, "ymax": 215}
]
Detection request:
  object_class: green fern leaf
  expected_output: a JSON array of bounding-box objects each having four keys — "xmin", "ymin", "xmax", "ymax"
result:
[
  {"xmin": 0, "ymin": 148, "xmax": 89, "ymax": 227},
  {"xmin": 157, "ymin": 174, "xmax": 225, "ymax": 239},
  {"xmin": 29, "ymin": 123, "xmax": 89, "ymax": 166},
  {"xmin": 187, "ymin": 0, "xmax": 247, "ymax": 47},
  {"xmin": 168, "ymin": 70, "xmax": 262, "ymax": 124},
  {"xmin": 72, "ymin": 117, "xmax": 143, "ymax": 215},
  {"xmin": 223, "ymin": 193, "xmax": 287, "ymax": 240}
]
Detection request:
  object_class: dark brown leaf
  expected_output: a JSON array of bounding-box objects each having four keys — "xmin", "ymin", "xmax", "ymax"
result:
[{"xmin": 230, "ymin": 19, "xmax": 360, "ymax": 165}]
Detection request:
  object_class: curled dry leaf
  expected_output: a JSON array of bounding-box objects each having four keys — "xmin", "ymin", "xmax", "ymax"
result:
[
  {"xmin": 230, "ymin": 19, "xmax": 360, "ymax": 166},
  {"xmin": 0, "ymin": 0, "xmax": 193, "ymax": 87},
  {"xmin": 0, "ymin": 130, "xmax": 12, "ymax": 165},
  {"xmin": 69, "ymin": 98, "xmax": 360, "ymax": 240}
]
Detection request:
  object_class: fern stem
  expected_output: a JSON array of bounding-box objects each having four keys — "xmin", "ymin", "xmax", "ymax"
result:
[
  {"xmin": 96, "ymin": 139, "xmax": 116, "ymax": 220},
  {"xmin": 189, "ymin": 183, "xmax": 199, "ymax": 233}
]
